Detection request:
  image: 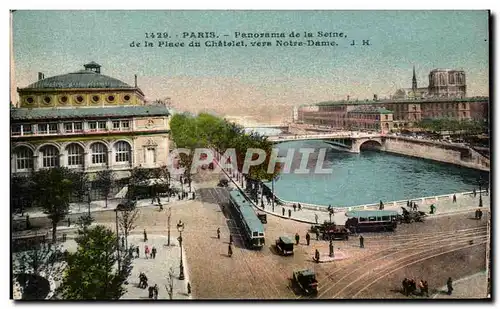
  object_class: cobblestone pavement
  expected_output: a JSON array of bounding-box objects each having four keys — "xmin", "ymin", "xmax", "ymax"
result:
[
  {"xmin": 432, "ymin": 272, "xmax": 488, "ymax": 299},
  {"xmin": 13, "ymin": 168, "xmax": 489, "ymax": 299}
]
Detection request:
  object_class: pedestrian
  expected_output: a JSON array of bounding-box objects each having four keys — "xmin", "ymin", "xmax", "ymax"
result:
[
  {"xmin": 418, "ymin": 280, "xmax": 425, "ymax": 296},
  {"xmin": 151, "ymin": 195, "xmax": 155, "ymax": 205},
  {"xmin": 379, "ymin": 200, "xmax": 384, "ymax": 210},
  {"xmin": 314, "ymin": 249, "xmax": 320, "ymax": 263},
  {"xmin": 217, "ymin": 228, "xmax": 221, "ymax": 239},
  {"xmin": 359, "ymin": 235, "xmax": 364, "ymax": 248},
  {"xmin": 136, "ymin": 246, "xmax": 140, "ymax": 258},
  {"xmin": 293, "ymin": 204, "xmax": 297, "ymax": 212},
  {"xmin": 295, "ymin": 233, "xmax": 300, "ymax": 245},
  {"xmin": 144, "ymin": 229, "xmax": 148, "ymax": 242},
  {"xmin": 305, "ymin": 232, "xmax": 311, "ymax": 246},
  {"xmin": 423, "ymin": 281, "xmax": 429, "ymax": 297},
  {"xmin": 153, "ymin": 284, "xmax": 159, "ymax": 299},
  {"xmin": 477, "ymin": 209, "xmax": 483, "ymax": 220},
  {"xmin": 315, "ymin": 213, "xmax": 319, "ymax": 224},
  {"xmin": 282, "ymin": 207, "xmax": 285, "ymax": 216},
  {"xmin": 145, "ymin": 245, "xmax": 150, "ymax": 259},
  {"xmin": 473, "ymin": 188, "xmax": 477, "ymax": 197},
  {"xmin": 152, "ymin": 246, "xmax": 157, "ymax": 259},
  {"xmin": 129, "ymin": 246, "xmax": 134, "ymax": 258},
  {"xmin": 298, "ymin": 203, "xmax": 302, "ymax": 211},
  {"xmin": 402, "ymin": 278, "xmax": 408, "ymax": 296},
  {"xmin": 121, "ymin": 236, "xmax": 125, "ymax": 248},
  {"xmin": 288, "ymin": 209, "xmax": 292, "ymax": 218},
  {"xmin": 192, "ymin": 192, "xmax": 196, "ymax": 199},
  {"xmin": 229, "ymin": 234, "xmax": 233, "ymax": 244},
  {"xmin": 453, "ymin": 194, "xmax": 457, "ymax": 203},
  {"xmin": 148, "ymin": 285, "xmax": 154, "ymax": 298},
  {"xmin": 159, "ymin": 202, "xmax": 163, "ymax": 211},
  {"xmin": 26, "ymin": 215, "xmax": 31, "ymax": 229},
  {"xmin": 228, "ymin": 243, "xmax": 233, "ymax": 257},
  {"xmin": 407, "ymin": 200, "xmax": 410, "ymax": 207},
  {"xmin": 315, "ymin": 230, "xmax": 319, "ymax": 241},
  {"xmin": 429, "ymin": 204, "xmax": 436, "ymax": 214},
  {"xmin": 447, "ymin": 277, "xmax": 453, "ymax": 295}
]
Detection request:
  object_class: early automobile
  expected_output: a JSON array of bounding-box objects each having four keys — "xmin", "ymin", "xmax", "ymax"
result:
[
  {"xmin": 311, "ymin": 221, "xmax": 349, "ymax": 240},
  {"xmin": 292, "ymin": 269, "xmax": 318, "ymax": 296},
  {"xmin": 399, "ymin": 207, "xmax": 427, "ymax": 223},
  {"xmin": 257, "ymin": 213, "xmax": 267, "ymax": 224},
  {"xmin": 275, "ymin": 236, "xmax": 294, "ymax": 255}
]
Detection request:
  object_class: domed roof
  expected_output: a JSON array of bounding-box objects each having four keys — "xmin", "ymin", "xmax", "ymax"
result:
[{"xmin": 25, "ymin": 70, "xmax": 134, "ymax": 89}]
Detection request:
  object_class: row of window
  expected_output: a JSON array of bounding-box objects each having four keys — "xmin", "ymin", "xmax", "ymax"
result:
[
  {"xmin": 12, "ymin": 120, "xmax": 131, "ymax": 136},
  {"xmin": 25, "ymin": 94, "xmax": 132, "ymax": 106},
  {"xmin": 14, "ymin": 142, "xmax": 131, "ymax": 171}
]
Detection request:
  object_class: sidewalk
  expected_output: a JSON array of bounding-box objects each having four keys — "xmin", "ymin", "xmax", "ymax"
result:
[
  {"xmin": 223, "ymin": 171, "xmax": 490, "ymax": 226},
  {"xmin": 12, "ymin": 234, "xmax": 193, "ymax": 300},
  {"xmin": 13, "ymin": 179, "xmax": 194, "ymax": 219},
  {"xmin": 432, "ymin": 272, "xmax": 488, "ymax": 299}
]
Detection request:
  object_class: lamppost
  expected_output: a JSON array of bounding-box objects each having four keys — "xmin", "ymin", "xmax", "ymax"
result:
[
  {"xmin": 271, "ymin": 178, "xmax": 275, "ymax": 212},
  {"xmin": 167, "ymin": 207, "xmax": 172, "ymax": 246},
  {"xmin": 479, "ymin": 178, "xmax": 483, "ymax": 208},
  {"xmin": 328, "ymin": 206, "xmax": 334, "ymax": 257},
  {"xmin": 177, "ymin": 221, "xmax": 185, "ymax": 280},
  {"xmin": 114, "ymin": 208, "xmax": 121, "ymax": 271},
  {"xmin": 87, "ymin": 185, "xmax": 92, "ymax": 218}
]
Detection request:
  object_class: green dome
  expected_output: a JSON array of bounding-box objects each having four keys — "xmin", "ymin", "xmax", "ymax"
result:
[{"xmin": 25, "ymin": 69, "xmax": 134, "ymax": 89}]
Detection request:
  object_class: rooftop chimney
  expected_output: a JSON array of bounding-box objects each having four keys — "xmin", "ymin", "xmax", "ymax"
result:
[
  {"xmin": 38, "ymin": 72, "xmax": 45, "ymax": 80},
  {"xmin": 134, "ymin": 74, "xmax": 137, "ymax": 87}
]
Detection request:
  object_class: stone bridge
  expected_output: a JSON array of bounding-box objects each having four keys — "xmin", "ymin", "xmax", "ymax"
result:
[
  {"xmin": 268, "ymin": 133, "xmax": 490, "ymax": 171},
  {"xmin": 267, "ymin": 132, "xmax": 383, "ymax": 153}
]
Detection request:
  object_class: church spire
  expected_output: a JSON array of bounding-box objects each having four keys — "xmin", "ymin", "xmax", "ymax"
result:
[{"xmin": 412, "ymin": 65, "xmax": 417, "ymax": 92}]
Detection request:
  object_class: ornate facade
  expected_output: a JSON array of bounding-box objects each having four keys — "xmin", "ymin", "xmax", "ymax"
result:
[{"xmin": 11, "ymin": 62, "xmax": 171, "ymax": 179}]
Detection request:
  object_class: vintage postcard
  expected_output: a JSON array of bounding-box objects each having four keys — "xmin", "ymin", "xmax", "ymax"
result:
[{"xmin": 10, "ymin": 10, "xmax": 490, "ymax": 300}]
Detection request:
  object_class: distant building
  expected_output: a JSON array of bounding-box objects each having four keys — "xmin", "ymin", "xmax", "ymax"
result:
[
  {"xmin": 296, "ymin": 67, "xmax": 487, "ymax": 132},
  {"xmin": 11, "ymin": 62, "xmax": 171, "ymax": 179}
]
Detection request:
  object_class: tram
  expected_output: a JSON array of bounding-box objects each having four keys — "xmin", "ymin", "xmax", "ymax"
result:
[
  {"xmin": 228, "ymin": 190, "xmax": 265, "ymax": 249},
  {"xmin": 345, "ymin": 210, "xmax": 398, "ymax": 233}
]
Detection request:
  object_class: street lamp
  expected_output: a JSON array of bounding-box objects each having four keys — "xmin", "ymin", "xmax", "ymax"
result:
[
  {"xmin": 87, "ymin": 185, "xmax": 92, "ymax": 217},
  {"xmin": 167, "ymin": 207, "xmax": 172, "ymax": 246},
  {"xmin": 177, "ymin": 221, "xmax": 185, "ymax": 280},
  {"xmin": 328, "ymin": 206, "xmax": 334, "ymax": 257},
  {"xmin": 271, "ymin": 178, "xmax": 275, "ymax": 212},
  {"xmin": 478, "ymin": 178, "xmax": 483, "ymax": 208}
]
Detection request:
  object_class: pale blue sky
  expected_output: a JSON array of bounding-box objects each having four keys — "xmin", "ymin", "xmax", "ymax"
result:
[{"xmin": 12, "ymin": 10, "xmax": 489, "ymax": 116}]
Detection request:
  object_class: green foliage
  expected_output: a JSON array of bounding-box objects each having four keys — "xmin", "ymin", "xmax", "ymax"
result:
[
  {"xmin": 31, "ymin": 167, "xmax": 80, "ymax": 242},
  {"xmin": 169, "ymin": 113, "xmax": 281, "ymax": 182},
  {"xmin": 95, "ymin": 169, "xmax": 115, "ymax": 208},
  {"xmin": 11, "ymin": 175, "xmax": 35, "ymax": 213},
  {"xmin": 57, "ymin": 225, "xmax": 132, "ymax": 300},
  {"xmin": 415, "ymin": 118, "xmax": 488, "ymax": 135}
]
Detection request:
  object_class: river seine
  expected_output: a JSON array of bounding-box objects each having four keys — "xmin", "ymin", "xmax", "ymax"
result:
[{"xmin": 253, "ymin": 131, "xmax": 488, "ymax": 207}]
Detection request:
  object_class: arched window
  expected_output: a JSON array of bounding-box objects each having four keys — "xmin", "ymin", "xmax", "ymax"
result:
[
  {"xmin": 91, "ymin": 143, "xmax": 107, "ymax": 165},
  {"xmin": 40, "ymin": 145, "xmax": 59, "ymax": 168},
  {"xmin": 15, "ymin": 147, "xmax": 33, "ymax": 171},
  {"xmin": 115, "ymin": 141, "xmax": 131, "ymax": 163},
  {"xmin": 67, "ymin": 144, "xmax": 84, "ymax": 167}
]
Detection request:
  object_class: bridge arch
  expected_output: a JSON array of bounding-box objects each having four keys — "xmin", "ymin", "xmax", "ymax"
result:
[{"xmin": 352, "ymin": 138, "xmax": 383, "ymax": 152}]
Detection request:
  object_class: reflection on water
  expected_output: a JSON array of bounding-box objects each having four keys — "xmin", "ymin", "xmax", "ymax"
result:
[{"xmin": 267, "ymin": 141, "xmax": 488, "ymax": 207}]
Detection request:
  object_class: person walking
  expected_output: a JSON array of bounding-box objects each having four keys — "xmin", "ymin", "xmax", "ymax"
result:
[
  {"xmin": 217, "ymin": 228, "xmax": 221, "ymax": 239},
  {"xmin": 288, "ymin": 209, "xmax": 292, "ymax": 218},
  {"xmin": 229, "ymin": 234, "xmax": 233, "ymax": 244},
  {"xmin": 314, "ymin": 249, "xmax": 320, "ymax": 263},
  {"xmin": 315, "ymin": 213, "xmax": 319, "ymax": 224},
  {"xmin": 298, "ymin": 203, "xmax": 302, "ymax": 211},
  {"xmin": 148, "ymin": 285, "xmax": 154, "ymax": 298},
  {"xmin": 228, "ymin": 243, "xmax": 233, "ymax": 257},
  {"xmin": 447, "ymin": 277, "xmax": 453, "ymax": 295},
  {"xmin": 315, "ymin": 230, "xmax": 320, "ymax": 241},
  {"xmin": 473, "ymin": 188, "xmax": 477, "ymax": 197},
  {"xmin": 305, "ymin": 232, "xmax": 311, "ymax": 246},
  {"xmin": 430, "ymin": 204, "xmax": 436, "ymax": 214},
  {"xmin": 379, "ymin": 200, "xmax": 384, "ymax": 210},
  {"xmin": 452, "ymin": 194, "xmax": 457, "ymax": 203},
  {"xmin": 136, "ymin": 246, "xmax": 140, "ymax": 258},
  {"xmin": 282, "ymin": 207, "xmax": 285, "ymax": 216},
  {"xmin": 295, "ymin": 233, "xmax": 300, "ymax": 245},
  {"xmin": 152, "ymin": 246, "xmax": 157, "ymax": 259},
  {"xmin": 145, "ymin": 245, "xmax": 150, "ymax": 259},
  {"xmin": 293, "ymin": 204, "xmax": 297, "ymax": 212},
  {"xmin": 359, "ymin": 235, "xmax": 364, "ymax": 248},
  {"xmin": 144, "ymin": 229, "xmax": 148, "ymax": 242},
  {"xmin": 153, "ymin": 284, "xmax": 159, "ymax": 299}
]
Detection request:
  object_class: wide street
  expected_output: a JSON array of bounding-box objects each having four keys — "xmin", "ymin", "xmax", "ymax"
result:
[{"xmin": 17, "ymin": 169, "xmax": 488, "ymax": 299}]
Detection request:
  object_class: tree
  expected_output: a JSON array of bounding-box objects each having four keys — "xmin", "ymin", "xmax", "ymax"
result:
[
  {"xmin": 13, "ymin": 242, "xmax": 66, "ymax": 299},
  {"xmin": 57, "ymin": 225, "xmax": 133, "ymax": 300},
  {"xmin": 95, "ymin": 169, "xmax": 115, "ymax": 208},
  {"xmin": 11, "ymin": 175, "xmax": 34, "ymax": 215},
  {"xmin": 117, "ymin": 207, "xmax": 140, "ymax": 252},
  {"xmin": 31, "ymin": 167, "xmax": 76, "ymax": 243}
]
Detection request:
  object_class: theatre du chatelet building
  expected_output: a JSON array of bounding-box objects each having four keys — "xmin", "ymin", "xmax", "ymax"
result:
[{"xmin": 10, "ymin": 62, "xmax": 171, "ymax": 179}]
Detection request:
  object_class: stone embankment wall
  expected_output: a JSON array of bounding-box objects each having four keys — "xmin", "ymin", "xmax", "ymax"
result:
[{"xmin": 380, "ymin": 137, "xmax": 489, "ymax": 172}]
